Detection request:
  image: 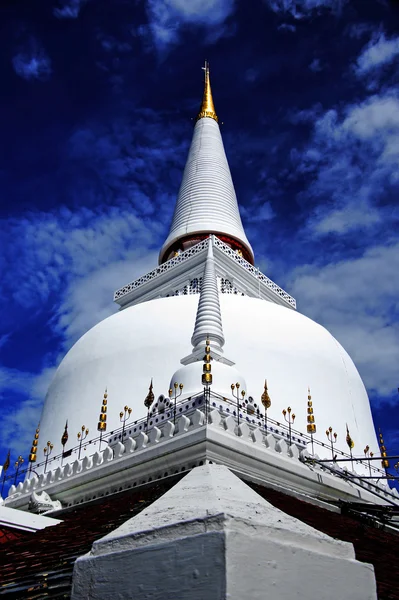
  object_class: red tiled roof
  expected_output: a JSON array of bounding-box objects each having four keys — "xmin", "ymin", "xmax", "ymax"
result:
[{"xmin": 0, "ymin": 527, "xmax": 28, "ymax": 545}]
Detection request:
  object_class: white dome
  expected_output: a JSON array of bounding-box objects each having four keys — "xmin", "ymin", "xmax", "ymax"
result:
[{"xmin": 37, "ymin": 295, "xmax": 378, "ymax": 469}]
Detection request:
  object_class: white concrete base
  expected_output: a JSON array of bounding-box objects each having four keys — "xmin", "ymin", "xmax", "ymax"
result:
[{"xmin": 72, "ymin": 464, "xmax": 377, "ymax": 600}]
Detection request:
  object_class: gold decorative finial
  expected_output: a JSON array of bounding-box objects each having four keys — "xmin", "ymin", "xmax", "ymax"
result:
[
  {"xmin": 307, "ymin": 387, "xmax": 316, "ymax": 434},
  {"xmin": 196, "ymin": 61, "xmax": 218, "ymax": 123},
  {"xmin": 144, "ymin": 379, "xmax": 155, "ymax": 409},
  {"xmin": 261, "ymin": 380, "xmax": 271, "ymax": 410},
  {"xmin": 2, "ymin": 449, "xmax": 10, "ymax": 473},
  {"xmin": 379, "ymin": 428, "xmax": 389, "ymax": 470},
  {"xmin": 98, "ymin": 388, "xmax": 108, "ymax": 432},
  {"xmin": 345, "ymin": 423, "xmax": 354, "ymax": 450},
  {"xmin": 29, "ymin": 423, "xmax": 40, "ymax": 463},
  {"xmin": 202, "ymin": 337, "xmax": 213, "ymax": 386},
  {"xmin": 61, "ymin": 420, "xmax": 69, "ymax": 448}
]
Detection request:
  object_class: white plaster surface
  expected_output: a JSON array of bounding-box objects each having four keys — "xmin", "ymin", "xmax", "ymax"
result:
[
  {"xmin": 71, "ymin": 465, "xmax": 377, "ymax": 600},
  {"xmin": 160, "ymin": 117, "xmax": 253, "ymax": 263},
  {"xmin": 0, "ymin": 504, "xmax": 61, "ymax": 532},
  {"xmin": 35, "ymin": 293, "xmax": 379, "ymax": 474}
]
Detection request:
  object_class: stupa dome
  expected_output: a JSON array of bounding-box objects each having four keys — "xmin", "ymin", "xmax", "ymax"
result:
[{"xmin": 36, "ymin": 293, "xmax": 377, "ymax": 470}]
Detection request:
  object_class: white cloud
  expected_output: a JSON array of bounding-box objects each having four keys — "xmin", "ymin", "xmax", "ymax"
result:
[
  {"xmin": 356, "ymin": 33, "xmax": 399, "ymax": 77},
  {"xmin": 12, "ymin": 50, "xmax": 52, "ymax": 81},
  {"xmin": 1, "ymin": 205, "xmax": 163, "ymax": 311},
  {"xmin": 0, "ymin": 366, "xmax": 56, "ymax": 457},
  {"xmin": 289, "ymin": 242, "xmax": 399, "ymax": 397},
  {"xmin": 290, "ymin": 91, "xmax": 399, "ymax": 236},
  {"xmin": 265, "ymin": 0, "xmax": 347, "ymax": 19},
  {"xmin": 55, "ymin": 250, "xmax": 159, "ymax": 347},
  {"xmin": 53, "ymin": 0, "xmax": 88, "ymax": 19},
  {"xmin": 312, "ymin": 201, "xmax": 382, "ymax": 235},
  {"xmin": 241, "ymin": 201, "xmax": 275, "ymax": 223},
  {"xmin": 145, "ymin": 0, "xmax": 235, "ymax": 51}
]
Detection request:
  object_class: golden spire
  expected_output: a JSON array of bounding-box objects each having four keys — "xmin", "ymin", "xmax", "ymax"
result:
[{"xmin": 196, "ymin": 61, "xmax": 218, "ymax": 123}]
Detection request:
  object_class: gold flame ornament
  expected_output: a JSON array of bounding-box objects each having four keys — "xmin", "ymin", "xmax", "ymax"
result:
[
  {"xmin": 345, "ymin": 424, "xmax": 355, "ymax": 450},
  {"xmin": 261, "ymin": 380, "xmax": 271, "ymax": 410},
  {"xmin": 61, "ymin": 420, "xmax": 69, "ymax": 448},
  {"xmin": 306, "ymin": 387, "xmax": 316, "ymax": 434},
  {"xmin": 196, "ymin": 61, "xmax": 218, "ymax": 123},
  {"xmin": 98, "ymin": 388, "xmax": 108, "ymax": 432},
  {"xmin": 2, "ymin": 450, "xmax": 10, "ymax": 473},
  {"xmin": 144, "ymin": 379, "xmax": 155, "ymax": 410},
  {"xmin": 29, "ymin": 423, "xmax": 40, "ymax": 463},
  {"xmin": 379, "ymin": 429, "xmax": 389, "ymax": 469}
]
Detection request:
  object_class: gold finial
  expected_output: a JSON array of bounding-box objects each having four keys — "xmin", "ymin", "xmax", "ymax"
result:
[
  {"xmin": 196, "ymin": 61, "xmax": 218, "ymax": 123},
  {"xmin": 144, "ymin": 379, "xmax": 155, "ymax": 409},
  {"xmin": 98, "ymin": 388, "xmax": 108, "ymax": 432},
  {"xmin": 379, "ymin": 428, "xmax": 389, "ymax": 469},
  {"xmin": 29, "ymin": 423, "xmax": 41, "ymax": 463},
  {"xmin": 61, "ymin": 420, "xmax": 68, "ymax": 448},
  {"xmin": 345, "ymin": 423, "xmax": 354, "ymax": 450},
  {"xmin": 261, "ymin": 380, "xmax": 271, "ymax": 410},
  {"xmin": 2, "ymin": 449, "xmax": 10, "ymax": 473}
]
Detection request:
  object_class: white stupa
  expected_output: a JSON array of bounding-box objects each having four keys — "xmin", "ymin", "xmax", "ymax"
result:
[{"xmin": 4, "ymin": 62, "xmax": 393, "ymax": 515}]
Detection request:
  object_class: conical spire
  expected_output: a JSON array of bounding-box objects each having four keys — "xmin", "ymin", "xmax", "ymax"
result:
[
  {"xmin": 191, "ymin": 236, "xmax": 224, "ymax": 354},
  {"xmin": 159, "ymin": 62, "xmax": 254, "ymax": 265},
  {"xmin": 196, "ymin": 61, "xmax": 218, "ymax": 123},
  {"xmin": 181, "ymin": 236, "xmax": 234, "ymax": 366}
]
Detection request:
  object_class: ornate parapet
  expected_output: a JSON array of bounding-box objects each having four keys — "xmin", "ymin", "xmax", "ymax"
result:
[{"xmin": 5, "ymin": 400, "xmax": 397, "ymax": 513}]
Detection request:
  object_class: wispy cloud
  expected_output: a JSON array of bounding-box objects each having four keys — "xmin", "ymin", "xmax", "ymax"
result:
[
  {"xmin": 144, "ymin": 0, "xmax": 236, "ymax": 52},
  {"xmin": 53, "ymin": 0, "xmax": 88, "ymax": 19},
  {"xmin": 0, "ymin": 366, "xmax": 56, "ymax": 458},
  {"xmin": 265, "ymin": 0, "xmax": 347, "ymax": 19},
  {"xmin": 289, "ymin": 91, "xmax": 399, "ymax": 237},
  {"xmin": 12, "ymin": 49, "xmax": 52, "ymax": 81},
  {"xmin": 289, "ymin": 242, "xmax": 399, "ymax": 398},
  {"xmin": 355, "ymin": 32, "xmax": 399, "ymax": 78},
  {"xmin": 309, "ymin": 58, "xmax": 323, "ymax": 72}
]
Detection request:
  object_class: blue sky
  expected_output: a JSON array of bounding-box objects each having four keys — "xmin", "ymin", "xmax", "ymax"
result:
[{"xmin": 1, "ymin": 0, "xmax": 399, "ymax": 476}]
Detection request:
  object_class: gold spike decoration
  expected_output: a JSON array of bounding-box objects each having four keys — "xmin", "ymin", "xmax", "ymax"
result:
[
  {"xmin": 202, "ymin": 338, "xmax": 213, "ymax": 385},
  {"xmin": 2, "ymin": 449, "xmax": 10, "ymax": 473},
  {"xmin": 196, "ymin": 61, "xmax": 218, "ymax": 123},
  {"xmin": 98, "ymin": 388, "xmax": 108, "ymax": 432},
  {"xmin": 306, "ymin": 387, "xmax": 316, "ymax": 434},
  {"xmin": 29, "ymin": 423, "xmax": 40, "ymax": 463},
  {"xmin": 379, "ymin": 428, "xmax": 389, "ymax": 469},
  {"xmin": 261, "ymin": 380, "xmax": 271, "ymax": 410},
  {"xmin": 61, "ymin": 420, "xmax": 69, "ymax": 448},
  {"xmin": 345, "ymin": 423, "xmax": 355, "ymax": 450},
  {"xmin": 144, "ymin": 379, "xmax": 155, "ymax": 410}
]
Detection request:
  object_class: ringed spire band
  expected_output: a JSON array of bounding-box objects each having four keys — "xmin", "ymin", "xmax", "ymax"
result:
[{"xmin": 196, "ymin": 61, "xmax": 218, "ymax": 123}]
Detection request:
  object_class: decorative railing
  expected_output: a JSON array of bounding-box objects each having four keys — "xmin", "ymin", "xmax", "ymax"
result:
[
  {"xmin": 113, "ymin": 237, "xmax": 296, "ymax": 308},
  {"xmin": 213, "ymin": 237, "xmax": 296, "ymax": 308},
  {"xmin": 114, "ymin": 239, "xmax": 209, "ymax": 301}
]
